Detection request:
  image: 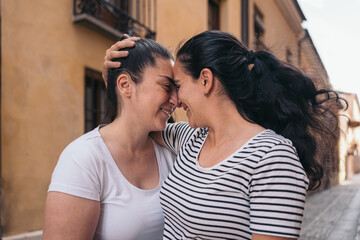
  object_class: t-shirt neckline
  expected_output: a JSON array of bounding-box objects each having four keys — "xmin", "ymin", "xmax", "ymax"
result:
[
  {"xmin": 96, "ymin": 125, "xmax": 163, "ymax": 192},
  {"xmin": 195, "ymin": 128, "xmax": 271, "ymax": 171}
]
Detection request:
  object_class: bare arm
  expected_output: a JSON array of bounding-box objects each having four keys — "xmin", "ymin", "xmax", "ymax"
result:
[
  {"xmin": 102, "ymin": 36, "xmax": 140, "ymax": 86},
  {"xmin": 252, "ymin": 233, "xmax": 297, "ymax": 240},
  {"xmin": 43, "ymin": 192, "xmax": 100, "ymax": 240}
]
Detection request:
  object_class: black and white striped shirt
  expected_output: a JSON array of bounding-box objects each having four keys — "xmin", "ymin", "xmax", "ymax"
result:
[{"xmin": 160, "ymin": 122, "xmax": 309, "ymax": 240}]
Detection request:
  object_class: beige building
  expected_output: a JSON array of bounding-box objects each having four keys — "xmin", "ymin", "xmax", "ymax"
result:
[
  {"xmin": 338, "ymin": 92, "xmax": 360, "ymax": 182},
  {"xmin": 0, "ymin": 0, "xmax": 338, "ymax": 238}
]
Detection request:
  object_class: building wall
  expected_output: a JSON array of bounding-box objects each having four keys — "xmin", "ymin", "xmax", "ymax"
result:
[
  {"xmin": 157, "ymin": 0, "xmax": 207, "ymax": 49},
  {"xmin": 1, "ymin": 0, "xmax": 334, "ymax": 237},
  {"xmin": 250, "ymin": 0, "xmax": 299, "ymax": 59},
  {"xmin": 338, "ymin": 93, "xmax": 360, "ymax": 183},
  {"xmin": 1, "ymin": 0, "xmax": 115, "ymax": 235}
]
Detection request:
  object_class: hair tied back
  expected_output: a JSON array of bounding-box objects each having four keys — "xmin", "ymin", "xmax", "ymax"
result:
[
  {"xmin": 246, "ymin": 50, "xmax": 256, "ymax": 71},
  {"xmin": 246, "ymin": 50, "xmax": 256, "ymax": 64}
]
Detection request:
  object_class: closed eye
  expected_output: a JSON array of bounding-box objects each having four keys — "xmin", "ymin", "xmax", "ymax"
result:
[{"xmin": 163, "ymin": 84, "xmax": 172, "ymax": 92}]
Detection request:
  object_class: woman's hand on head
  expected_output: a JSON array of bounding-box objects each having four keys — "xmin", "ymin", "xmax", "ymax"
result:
[{"xmin": 102, "ymin": 35, "xmax": 140, "ymax": 86}]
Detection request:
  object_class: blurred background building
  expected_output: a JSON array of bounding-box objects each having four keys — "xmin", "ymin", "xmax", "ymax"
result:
[
  {"xmin": 338, "ymin": 92, "xmax": 360, "ymax": 181},
  {"xmin": 1, "ymin": 0, "xmax": 359, "ymax": 238}
]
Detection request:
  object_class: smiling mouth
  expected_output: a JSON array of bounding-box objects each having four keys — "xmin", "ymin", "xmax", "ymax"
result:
[
  {"xmin": 161, "ymin": 108, "xmax": 173, "ymax": 117},
  {"xmin": 181, "ymin": 104, "xmax": 188, "ymax": 112}
]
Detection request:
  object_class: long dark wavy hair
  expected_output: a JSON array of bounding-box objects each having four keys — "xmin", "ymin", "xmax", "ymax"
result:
[
  {"xmin": 176, "ymin": 30, "xmax": 344, "ymax": 190},
  {"xmin": 106, "ymin": 36, "xmax": 172, "ymax": 122}
]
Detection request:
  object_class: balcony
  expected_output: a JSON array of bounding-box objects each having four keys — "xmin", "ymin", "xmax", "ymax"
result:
[{"xmin": 73, "ymin": 0, "xmax": 156, "ymax": 40}]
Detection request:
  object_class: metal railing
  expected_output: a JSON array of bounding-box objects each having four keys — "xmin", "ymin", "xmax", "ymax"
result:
[{"xmin": 73, "ymin": 0, "xmax": 156, "ymax": 39}]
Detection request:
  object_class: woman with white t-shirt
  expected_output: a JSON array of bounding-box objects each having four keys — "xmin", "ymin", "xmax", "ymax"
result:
[
  {"xmin": 104, "ymin": 31, "xmax": 343, "ymax": 240},
  {"xmin": 43, "ymin": 37, "xmax": 178, "ymax": 240}
]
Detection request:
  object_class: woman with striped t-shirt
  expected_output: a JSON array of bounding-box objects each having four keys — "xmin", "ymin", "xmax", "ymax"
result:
[{"xmin": 103, "ymin": 31, "xmax": 342, "ymax": 240}]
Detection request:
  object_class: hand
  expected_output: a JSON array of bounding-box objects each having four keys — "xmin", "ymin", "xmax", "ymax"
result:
[{"xmin": 102, "ymin": 35, "xmax": 140, "ymax": 86}]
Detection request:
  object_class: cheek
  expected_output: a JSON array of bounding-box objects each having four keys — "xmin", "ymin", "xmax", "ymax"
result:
[{"xmin": 177, "ymin": 88, "xmax": 185, "ymax": 101}]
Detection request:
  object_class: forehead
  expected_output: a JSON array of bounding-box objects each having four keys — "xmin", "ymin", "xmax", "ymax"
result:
[
  {"xmin": 173, "ymin": 61, "xmax": 189, "ymax": 79},
  {"xmin": 143, "ymin": 58, "xmax": 173, "ymax": 78}
]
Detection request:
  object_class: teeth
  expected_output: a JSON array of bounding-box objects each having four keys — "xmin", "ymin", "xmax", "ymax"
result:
[{"xmin": 161, "ymin": 108, "xmax": 171, "ymax": 117}]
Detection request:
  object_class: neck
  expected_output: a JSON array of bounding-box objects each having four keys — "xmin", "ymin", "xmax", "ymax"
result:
[
  {"xmin": 100, "ymin": 114, "xmax": 151, "ymax": 153},
  {"xmin": 204, "ymin": 97, "xmax": 265, "ymax": 147}
]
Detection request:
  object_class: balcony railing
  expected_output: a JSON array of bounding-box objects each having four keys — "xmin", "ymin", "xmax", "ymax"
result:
[{"xmin": 73, "ymin": 0, "xmax": 156, "ymax": 40}]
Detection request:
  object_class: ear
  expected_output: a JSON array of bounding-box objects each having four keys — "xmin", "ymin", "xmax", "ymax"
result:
[
  {"xmin": 116, "ymin": 73, "xmax": 132, "ymax": 98},
  {"xmin": 200, "ymin": 68, "xmax": 214, "ymax": 96}
]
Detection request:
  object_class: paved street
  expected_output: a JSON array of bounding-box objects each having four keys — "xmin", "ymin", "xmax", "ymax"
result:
[{"xmin": 299, "ymin": 174, "xmax": 360, "ymax": 240}]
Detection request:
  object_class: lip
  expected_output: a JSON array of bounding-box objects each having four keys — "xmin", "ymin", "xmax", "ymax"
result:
[
  {"xmin": 181, "ymin": 103, "xmax": 189, "ymax": 112},
  {"xmin": 160, "ymin": 107, "xmax": 173, "ymax": 117}
]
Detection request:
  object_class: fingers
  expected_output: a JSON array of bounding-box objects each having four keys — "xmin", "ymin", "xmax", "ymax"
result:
[
  {"xmin": 105, "ymin": 50, "xmax": 129, "ymax": 61},
  {"xmin": 113, "ymin": 37, "xmax": 139, "ymax": 50},
  {"xmin": 109, "ymin": 37, "xmax": 140, "ymax": 52},
  {"xmin": 104, "ymin": 60, "xmax": 121, "ymax": 70},
  {"xmin": 102, "ymin": 59, "xmax": 121, "ymax": 86},
  {"xmin": 104, "ymin": 37, "xmax": 139, "ymax": 61}
]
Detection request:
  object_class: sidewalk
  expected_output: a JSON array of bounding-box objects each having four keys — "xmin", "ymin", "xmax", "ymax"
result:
[{"xmin": 299, "ymin": 174, "xmax": 360, "ymax": 240}]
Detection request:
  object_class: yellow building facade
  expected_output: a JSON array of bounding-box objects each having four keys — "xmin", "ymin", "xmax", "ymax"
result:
[{"xmin": 1, "ymin": 0, "xmax": 335, "ymax": 238}]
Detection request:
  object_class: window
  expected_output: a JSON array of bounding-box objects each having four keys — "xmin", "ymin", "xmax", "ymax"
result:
[
  {"xmin": 208, "ymin": 0, "xmax": 220, "ymax": 30},
  {"xmin": 253, "ymin": 5, "xmax": 266, "ymax": 50},
  {"xmin": 286, "ymin": 48, "xmax": 293, "ymax": 63},
  {"xmin": 84, "ymin": 68, "xmax": 108, "ymax": 133}
]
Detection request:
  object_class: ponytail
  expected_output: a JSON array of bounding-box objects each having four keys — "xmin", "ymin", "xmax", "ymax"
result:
[
  {"xmin": 244, "ymin": 51, "xmax": 342, "ymax": 189},
  {"xmin": 176, "ymin": 30, "xmax": 344, "ymax": 190}
]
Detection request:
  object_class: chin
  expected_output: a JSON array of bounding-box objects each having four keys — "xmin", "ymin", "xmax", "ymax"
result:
[{"xmin": 153, "ymin": 121, "xmax": 167, "ymax": 132}]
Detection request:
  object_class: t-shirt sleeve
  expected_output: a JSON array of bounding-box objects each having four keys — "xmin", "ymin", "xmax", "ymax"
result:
[
  {"xmin": 161, "ymin": 122, "xmax": 194, "ymax": 155},
  {"xmin": 249, "ymin": 142, "xmax": 309, "ymax": 238},
  {"xmin": 48, "ymin": 141, "xmax": 101, "ymax": 201}
]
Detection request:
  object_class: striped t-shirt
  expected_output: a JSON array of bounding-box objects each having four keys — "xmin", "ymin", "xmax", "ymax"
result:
[{"xmin": 160, "ymin": 122, "xmax": 309, "ymax": 240}]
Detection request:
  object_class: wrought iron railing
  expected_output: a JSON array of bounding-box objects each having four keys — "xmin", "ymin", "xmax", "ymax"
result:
[{"xmin": 73, "ymin": 0, "xmax": 156, "ymax": 39}]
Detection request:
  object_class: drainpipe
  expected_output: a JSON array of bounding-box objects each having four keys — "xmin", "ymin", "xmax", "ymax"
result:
[
  {"xmin": 241, "ymin": 0, "xmax": 249, "ymax": 47},
  {"xmin": 0, "ymin": 0, "xmax": 2, "ymax": 236},
  {"xmin": 0, "ymin": 0, "xmax": 2, "ymax": 237},
  {"xmin": 297, "ymin": 29, "xmax": 309, "ymax": 67}
]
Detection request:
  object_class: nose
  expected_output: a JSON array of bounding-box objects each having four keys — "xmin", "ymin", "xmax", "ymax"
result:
[{"xmin": 169, "ymin": 87, "xmax": 180, "ymax": 108}]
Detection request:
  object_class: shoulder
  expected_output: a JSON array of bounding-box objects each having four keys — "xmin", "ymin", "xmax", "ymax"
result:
[
  {"xmin": 250, "ymin": 129, "xmax": 297, "ymax": 155},
  {"xmin": 50, "ymin": 128, "xmax": 104, "ymax": 201},
  {"xmin": 251, "ymin": 130, "xmax": 308, "ymax": 184},
  {"xmin": 167, "ymin": 122, "xmax": 206, "ymax": 137},
  {"xmin": 263, "ymin": 130, "xmax": 297, "ymax": 156},
  {"xmin": 58, "ymin": 127, "xmax": 104, "ymax": 168},
  {"xmin": 165, "ymin": 122, "xmax": 191, "ymax": 132},
  {"xmin": 63, "ymin": 127, "xmax": 101, "ymax": 155},
  {"xmin": 152, "ymin": 140, "xmax": 176, "ymax": 170}
]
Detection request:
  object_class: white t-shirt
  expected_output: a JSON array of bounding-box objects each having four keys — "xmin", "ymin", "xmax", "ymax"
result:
[{"xmin": 48, "ymin": 126, "xmax": 175, "ymax": 240}]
